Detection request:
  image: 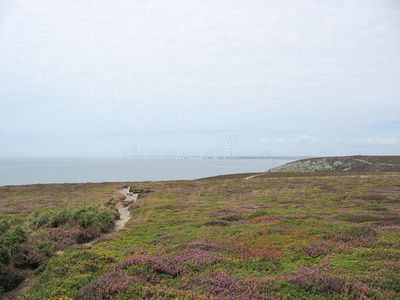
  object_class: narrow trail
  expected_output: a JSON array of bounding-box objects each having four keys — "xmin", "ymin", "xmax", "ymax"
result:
[
  {"xmin": 245, "ymin": 173, "xmax": 264, "ymax": 180},
  {"xmin": 82, "ymin": 187, "xmax": 138, "ymax": 247},
  {"xmin": 3, "ymin": 187, "xmax": 138, "ymax": 300},
  {"xmin": 244, "ymin": 172, "xmax": 399, "ymax": 180},
  {"xmin": 115, "ymin": 187, "xmax": 138, "ymax": 231}
]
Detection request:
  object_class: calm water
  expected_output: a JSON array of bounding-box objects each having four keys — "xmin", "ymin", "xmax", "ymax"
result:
[{"xmin": 0, "ymin": 157, "xmax": 298, "ymax": 186}]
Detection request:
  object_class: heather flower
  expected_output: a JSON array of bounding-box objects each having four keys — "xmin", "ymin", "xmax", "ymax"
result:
[
  {"xmin": 13, "ymin": 236, "xmax": 52, "ymax": 268},
  {"xmin": 170, "ymin": 249, "xmax": 221, "ymax": 267},
  {"xmin": 167, "ymin": 241, "xmax": 222, "ymax": 252},
  {"xmin": 290, "ymin": 267, "xmax": 372, "ymax": 298},
  {"xmin": 302, "ymin": 242, "xmax": 331, "ymax": 258},
  {"xmin": 188, "ymin": 271, "xmax": 238, "ymax": 298},
  {"xmin": 76, "ymin": 269, "xmax": 134, "ymax": 299}
]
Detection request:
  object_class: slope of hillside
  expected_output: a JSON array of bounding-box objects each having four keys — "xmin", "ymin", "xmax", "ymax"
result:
[{"xmin": 270, "ymin": 155, "xmax": 400, "ymax": 173}]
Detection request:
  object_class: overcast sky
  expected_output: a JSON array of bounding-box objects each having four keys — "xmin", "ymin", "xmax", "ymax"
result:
[{"xmin": 0, "ymin": 0, "xmax": 399, "ymax": 157}]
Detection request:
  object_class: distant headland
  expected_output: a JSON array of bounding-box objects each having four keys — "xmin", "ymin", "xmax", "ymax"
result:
[{"xmin": 270, "ymin": 155, "xmax": 400, "ymax": 173}]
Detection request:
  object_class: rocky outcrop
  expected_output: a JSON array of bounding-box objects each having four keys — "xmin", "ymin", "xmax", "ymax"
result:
[{"xmin": 270, "ymin": 155, "xmax": 400, "ymax": 173}]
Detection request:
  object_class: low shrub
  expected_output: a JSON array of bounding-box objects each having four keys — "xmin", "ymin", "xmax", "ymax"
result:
[
  {"xmin": 219, "ymin": 214, "xmax": 244, "ymax": 222},
  {"xmin": 325, "ymin": 225, "xmax": 377, "ymax": 248},
  {"xmin": 205, "ymin": 219, "xmax": 231, "ymax": 227},
  {"xmin": 358, "ymin": 193, "xmax": 388, "ymax": 201},
  {"xmin": 167, "ymin": 241, "xmax": 222, "ymax": 253},
  {"xmin": 29, "ymin": 207, "xmax": 114, "ymax": 233},
  {"xmin": 0, "ymin": 265, "xmax": 26, "ymax": 292},
  {"xmin": 76, "ymin": 269, "xmax": 135, "ymax": 300},
  {"xmin": 13, "ymin": 236, "xmax": 52, "ymax": 268},
  {"xmin": 290, "ymin": 267, "xmax": 372, "ymax": 298},
  {"xmin": 302, "ymin": 242, "xmax": 332, "ymax": 258},
  {"xmin": 0, "ymin": 220, "xmax": 8, "ymax": 235},
  {"xmin": 189, "ymin": 271, "xmax": 238, "ymax": 298},
  {"xmin": 0, "ymin": 206, "xmax": 115, "ymax": 295},
  {"xmin": 0, "ymin": 225, "xmax": 28, "ymax": 292},
  {"xmin": 0, "ymin": 225, "xmax": 27, "ymax": 256},
  {"xmin": 342, "ymin": 214, "xmax": 385, "ymax": 223},
  {"xmin": 345, "ymin": 225, "xmax": 377, "ymax": 237}
]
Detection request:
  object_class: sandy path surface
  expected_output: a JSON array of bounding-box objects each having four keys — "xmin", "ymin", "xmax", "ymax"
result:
[
  {"xmin": 245, "ymin": 173, "xmax": 264, "ymax": 180},
  {"xmin": 83, "ymin": 187, "xmax": 138, "ymax": 246},
  {"xmin": 115, "ymin": 187, "xmax": 138, "ymax": 230}
]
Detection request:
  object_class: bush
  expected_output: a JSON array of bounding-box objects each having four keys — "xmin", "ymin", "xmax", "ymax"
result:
[
  {"xmin": 343, "ymin": 214, "xmax": 384, "ymax": 223},
  {"xmin": 205, "ymin": 219, "xmax": 231, "ymax": 227},
  {"xmin": 0, "ymin": 206, "xmax": 115, "ymax": 294},
  {"xmin": 0, "ymin": 225, "xmax": 27, "ymax": 262},
  {"xmin": 345, "ymin": 225, "xmax": 377, "ymax": 237},
  {"xmin": 0, "ymin": 265, "xmax": 26, "ymax": 292},
  {"xmin": 76, "ymin": 269, "xmax": 135, "ymax": 300},
  {"xmin": 29, "ymin": 207, "xmax": 114, "ymax": 233},
  {"xmin": 302, "ymin": 242, "xmax": 331, "ymax": 258},
  {"xmin": 13, "ymin": 237, "xmax": 52, "ymax": 269},
  {"xmin": 0, "ymin": 225, "xmax": 28, "ymax": 293},
  {"xmin": 325, "ymin": 225, "xmax": 378, "ymax": 248},
  {"xmin": 0, "ymin": 245, "xmax": 11, "ymax": 266},
  {"xmin": 104, "ymin": 198, "xmax": 114, "ymax": 207},
  {"xmin": 290, "ymin": 267, "xmax": 372, "ymax": 298},
  {"xmin": 219, "ymin": 214, "xmax": 243, "ymax": 222},
  {"xmin": 0, "ymin": 220, "xmax": 8, "ymax": 235},
  {"xmin": 29, "ymin": 209, "xmax": 72, "ymax": 228}
]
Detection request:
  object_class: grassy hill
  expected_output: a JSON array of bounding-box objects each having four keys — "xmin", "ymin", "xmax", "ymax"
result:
[
  {"xmin": 270, "ymin": 155, "xmax": 400, "ymax": 173},
  {"xmin": 1, "ymin": 172, "xmax": 400, "ymax": 299}
]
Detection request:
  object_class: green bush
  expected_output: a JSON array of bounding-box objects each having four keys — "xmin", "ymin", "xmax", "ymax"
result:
[
  {"xmin": 0, "ymin": 245, "xmax": 11, "ymax": 266},
  {"xmin": 0, "ymin": 225, "xmax": 27, "ymax": 256},
  {"xmin": 29, "ymin": 209, "xmax": 72, "ymax": 228},
  {"xmin": 0, "ymin": 225, "xmax": 28, "ymax": 293},
  {"xmin": 0, "ymin": 220, "xmax": 8, "ymax": 235},
  {"xmin": 0, "ymin": 225, "xmax": 28, "ymax": 266},
  {"xmin": 0, "ymin": 265, "xmax": 26, "ymax": 292},
  {"xmin": 29, "ymin": 207, "xmax": 114, "ymax": 233},
  {"xmin": 72, "ymin": 207, "xmax": 114, "ymax": 232}
]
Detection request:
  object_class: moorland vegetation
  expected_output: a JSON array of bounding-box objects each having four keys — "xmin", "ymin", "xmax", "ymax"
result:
[{"xmin": 0, "ymin": 172, "xmax": 399, "ymax": 299}]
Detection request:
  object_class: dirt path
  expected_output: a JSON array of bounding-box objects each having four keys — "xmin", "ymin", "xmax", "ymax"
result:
[
  {"xmin": 2, "ymin": 187, "xmax": 138, "ymax": 300},
  {"xmin": 245, "ymin": 173, "xmax": 264, "ymax": 180},
  {"xmin": 115, "ymin": 187, "xmax": 138, "ymax": 230},
  {"xmin": 245, "ymin": 172, "xmax": 399, "ymax": 180},
  {"xmin": 82, "ymin": 187, "xmax": 138, "ymax": 246}
]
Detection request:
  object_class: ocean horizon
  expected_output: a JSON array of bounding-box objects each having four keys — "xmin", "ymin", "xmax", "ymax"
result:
[{"xmin": 0, "ymin": 156, "xmax": 301, "ymax": 186}]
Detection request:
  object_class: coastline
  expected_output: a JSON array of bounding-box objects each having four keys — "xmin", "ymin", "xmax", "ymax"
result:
[{"xmin": 0, "ymin": 156, "xmax": 297, "ymax": 186}]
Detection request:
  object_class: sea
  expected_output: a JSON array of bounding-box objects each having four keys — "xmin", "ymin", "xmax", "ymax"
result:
[{"xmin": 0, "ymin": 156, "xmax": 300, "ymax": 186}]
